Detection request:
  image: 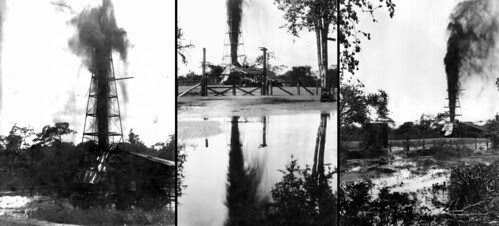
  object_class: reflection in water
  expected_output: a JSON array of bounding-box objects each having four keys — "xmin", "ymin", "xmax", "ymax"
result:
[
  {"xmin": 178, "ymin": 113, "xmax": 336, "ymax": 226},
  {"xmin": 260, "ymin": 117, "xmax": 267, "ymax": 148},
  {"xmin": 313, "ymin": 113, "xmax": 329, "ymax": 179},
  {"xmin": 225, "ymin": 116, "xmax": 266, "ymax": 225}
]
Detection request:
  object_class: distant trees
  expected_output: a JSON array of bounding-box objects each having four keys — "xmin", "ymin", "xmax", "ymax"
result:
[
  {"xmin": 280, "ymin": 66, "xmax": 317, "ymax": 87},
  {"xmin": 339, "ymin": 80, "xmax": 390, "ymax": 128},
  {"xmin": 34, "ymin": 122, "xmax": 76, "ymax": 146}
]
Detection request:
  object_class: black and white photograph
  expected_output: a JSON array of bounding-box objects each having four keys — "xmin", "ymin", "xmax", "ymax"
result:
[
  {"xmin": 339, "ymin": 0, "xmax": 499, "ymax": 225},
  {"xmin": 0, "ymin": 0, "xmax": 175, "ymax": 225},
  {"xmin": 177, "ymin": 0, "xmax": 336, "ymax": 225}
]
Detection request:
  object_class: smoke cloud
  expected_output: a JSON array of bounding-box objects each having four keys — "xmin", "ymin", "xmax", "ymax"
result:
[
  {"xmin": 227, "ymin": 0, "xmax": 243, "ymax": 65},
  {"xmin": 68, "ymin": 0, "xmax": 129, "ymax": 71},
  {"xmin": 444, "ymin": 0, "xmax": 499, "ymax": 122}
]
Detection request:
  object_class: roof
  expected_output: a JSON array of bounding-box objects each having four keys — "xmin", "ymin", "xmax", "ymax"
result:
[
  {"xmin": 122, "ymin": 150, "xmax": 175, "ymax": 167},
  {"xmin": 458, "ymin": 121, "xmax": 488, "ymax": 132},
  {"xmin": 221, "ymin": 65, "xmax": 262, "ymax": 76}
]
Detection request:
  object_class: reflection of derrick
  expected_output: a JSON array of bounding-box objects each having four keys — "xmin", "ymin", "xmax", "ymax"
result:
[
  {"xmin": 225, "ymin": 116, "xmax": 264, "ymax": 225},
  {"xmin": 82, "ymin": 50, "xmax": 127, "ymax": 152},
  {"xmin": 313, "ymin": 113, "xmax": 329, "ymax": 179}
]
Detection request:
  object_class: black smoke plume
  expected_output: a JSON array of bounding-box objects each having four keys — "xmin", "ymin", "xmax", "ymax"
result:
[
  {"xmin": 444, "ymin": 0, "xmax": 499, "ymax": 122},
  {"xmin": 227, "ymin": 0, "xmax": 243, "ymax": 66},
  {"xmin": 68, "ymin": 0, "xmax": 128, "ymax": 68}
]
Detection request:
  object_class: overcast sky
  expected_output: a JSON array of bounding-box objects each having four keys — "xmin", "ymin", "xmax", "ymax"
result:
[
  {"xmin": 0, "ymin": 0, "xmax": 174, "ymax": 145},
  {"xmin": 351, "ymin": 0, "xmax": 499, "ymax": 125},
  {"xmin": 177, "ymin": 0, "xmax": 337, "ymax": 76}
]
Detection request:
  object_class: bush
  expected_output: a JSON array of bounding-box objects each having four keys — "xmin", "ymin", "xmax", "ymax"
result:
[
  {"xmin": 339, "ymin": 181, "xmax": 440, "ymax": 225},
  {"xmin": 266, "ymin": 158, "xmax": 336, "ymax": 226}
]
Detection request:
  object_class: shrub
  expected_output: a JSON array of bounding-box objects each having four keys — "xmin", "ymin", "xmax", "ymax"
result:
[
  {"xmin": 339, "ymin": 181, "xmax": 440, "ymax": 225},
  {"xmin": 266, "ymin": 158, "xmax": 336, "ymax": 226}
]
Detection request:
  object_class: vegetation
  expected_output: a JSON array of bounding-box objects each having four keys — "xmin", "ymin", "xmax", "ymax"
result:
[
  {"xmin": 0, "ymin": 122, "xmax": 175, "ymax": 224},
  {"xmin": 266, "ymin": 158, "xmax": 336, "ymax": 225},
  {"xmin": 339, "ymin": 181, "xmax": 440, "ymax": 225},
  {"xmin": 274, "ymin": 0, "xmax": 335, "ymax": 87},
  {"xmin": 176, "ymin": 23, "xmax": 194, "ymax": 65},
  {"xmin": 29, "ymin": 201, "xmax": 174, "ymax": 225},
  {"xmin": 339, "ymin": 0, "xmax": 395, "ymax": 75}
]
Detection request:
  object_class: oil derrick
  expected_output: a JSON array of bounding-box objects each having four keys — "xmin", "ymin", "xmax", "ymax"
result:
[
  {"xmin": 446, "ymin": 89, "xmax": 462, "ymax": 123},
  {"xmin": 443, "ymin": 89, "xmax": 462, "ymax": 136},
  {"xmin": 82, "ymin": 48, "xmax": 125, "ymax": 153},
  {"xmin": 222, "ymin": 20, "xmax": 246, "ymax": 66}
]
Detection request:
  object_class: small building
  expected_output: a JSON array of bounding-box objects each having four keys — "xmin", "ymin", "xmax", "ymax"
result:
[{"xmin": 365, "ymin": 122, "xmax": 389, "ymax": 150}]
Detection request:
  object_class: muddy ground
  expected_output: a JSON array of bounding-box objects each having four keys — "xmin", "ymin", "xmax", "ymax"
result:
[
  {"xmin": 178, "ymin": 96, "xmax": 335, "ymax": 119},
  {"xmin": 341, "ymin": 148, "xmax": 499, "ymax": 213}
]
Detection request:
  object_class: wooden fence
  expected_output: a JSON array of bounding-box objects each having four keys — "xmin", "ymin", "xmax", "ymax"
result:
[{"xmin": 345, "ymin": 137, "xmax": 491, "ymax": 152}]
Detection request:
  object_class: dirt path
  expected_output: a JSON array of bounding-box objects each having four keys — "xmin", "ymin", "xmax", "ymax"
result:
[{"xmin": 178, "ymin": 96, "xmax": 335, "ymax": 118}]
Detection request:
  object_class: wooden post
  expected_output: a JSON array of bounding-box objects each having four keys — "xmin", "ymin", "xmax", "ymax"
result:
[
  {"xmin": 270, "ymin": 83, "xmax": 273, "ymax": 95},
  {"xmin": 316, "ymin": 79, "xmax": 320, "ymax": 95},
  {"xmin": 260, "ymin": 47, "xmax": 268, "ymax": 95},
  {"xmin": 297, "ymin": 82, "xmax": 301, "ymax": 95},
  {"xmin": 475, "ymin": 138, "xmax": 477, "ymax": 150},
  {"xmin": 422, "ymin": 139, "xmax": 425, "ymax": 150},
  {"xmin": 201, "ymin": 48, "xmax": 207, "ymax": 96},
  {"xmin": 233, "ymin": 82, "xmax": 236, "ymax": 96}
]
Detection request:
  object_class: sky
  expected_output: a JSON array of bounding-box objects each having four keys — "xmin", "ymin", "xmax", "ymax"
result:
[
  {"xmin": 0, "ymin": 0, "xmax": 175, "ymax": 146},
  {"xmin": 351, "ymin": 0, "xmax": 499, "ymax": 125},
  {"xmin": 177, "ymin": 0, "xmax": 337, "ymax": 76}
]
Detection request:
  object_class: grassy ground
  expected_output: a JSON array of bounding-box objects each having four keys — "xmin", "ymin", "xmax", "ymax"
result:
[{"xmin": 0, "ymin": 196, "xmax": 174, "ymax": 226}]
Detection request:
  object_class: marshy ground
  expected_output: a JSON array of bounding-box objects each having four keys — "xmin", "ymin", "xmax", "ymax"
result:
[{"xmin": 341, "ymin": 142, "xmax": 499, "ymax": 224}]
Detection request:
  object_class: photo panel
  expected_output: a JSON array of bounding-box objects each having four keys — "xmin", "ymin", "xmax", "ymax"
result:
[
  {"xmin": 0, "ymin": 0, "xmax": 175, "ymax": 225},
  {"xmin": 339, "ymin": 0, "xmax": 499, "ymax": 225},
  {"xmin": 176, "ymin": 0, "xmax": 337, "ymax": 225}
]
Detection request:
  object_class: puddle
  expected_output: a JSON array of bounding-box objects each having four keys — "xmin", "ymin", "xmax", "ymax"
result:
[
  {"xmin": 177, "ymin": 111, "xmax": 336, "ymax": 226},
  {"xmin": 347, "ymin": 157, "xmax": 450, "ymax": 214},
  {"xmin": 0, "ymin": 195, "xmax": 40, "ymax": 218}
]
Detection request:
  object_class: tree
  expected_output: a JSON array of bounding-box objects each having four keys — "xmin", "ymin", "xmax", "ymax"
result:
[
  {"xmin": 33, "ymin": 122, "xmax": 76, "ymax": 146},
  {"xmin": 128, "ymin": 129, "xmax": 141, "ymax": 145},
  {"xmin": 281, "ymin": 66, "xmax": 318, "ymax": 86},
  {"xmin": 176, "ymin": 24, "xmax": 194, "ymax": 65},
  {"xmin": 274, "ymin": 0, "xmax": 335, "ymax": 88},
  {"xmin": 339, "ymin": 0, "xmax": 395, "ymax": 76},
  {"xmin": 339, "ymin": 79, "xmax": 390, "ymax": 128},
  {"xmin": 5, "ymin": 124, "xmax": 34, "ymax": 151},
  {"xmin": 157, "ymin": 134, "xmax": 175, "ymax": 161}
]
